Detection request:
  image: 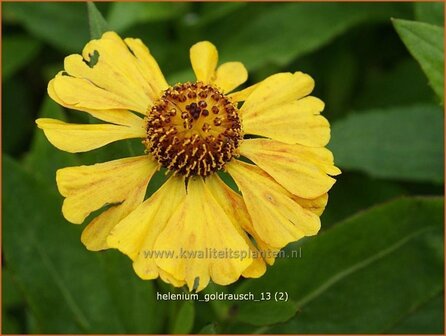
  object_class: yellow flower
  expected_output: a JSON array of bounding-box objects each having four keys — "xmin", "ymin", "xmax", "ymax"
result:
[{"xmin": 37, "ymin": 32, "xmax": 340, "ymax": 291}]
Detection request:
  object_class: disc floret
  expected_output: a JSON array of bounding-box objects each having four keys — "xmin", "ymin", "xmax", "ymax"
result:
[{"xmin": 145, "ymin": 82, "xmax": 243, "ymax": 177}]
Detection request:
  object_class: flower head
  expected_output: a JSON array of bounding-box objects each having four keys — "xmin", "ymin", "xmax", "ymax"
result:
[{"xmin": 37, "ymin": 32, "xmax": 340, "ymax": 291}]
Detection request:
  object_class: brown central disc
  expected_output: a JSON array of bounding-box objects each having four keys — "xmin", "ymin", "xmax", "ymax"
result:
[{"xmin": 145, "ymin": 82, "xmax": 243, "ymax": 177}]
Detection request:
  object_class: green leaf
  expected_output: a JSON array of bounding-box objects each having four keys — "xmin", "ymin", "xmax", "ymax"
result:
[
  {"xmin": 191, "ymin": 283, "xmax": 231, "ymax": 332},
  {"xmin": 322, "ymin": 48, "xmax": 359, "ymax": 117},
  {"xmin": 3, "ymin": 156, "xmax": 166, "ymax": 333},
  {"xmin": 387, "ymin": 292, "xmax": 444, "ymax": 333},
  {"xmin": 3, "ymin": 2, "xmax": 89, "ymax": 52},
  {"xmin": 193, "ymin": 3, "xmax": 247, "ymax": 27},
  {"xmin": 198, "ymin": 323, "xmax": 218, "ymax": 334},
  {"xmin": 414, "ymin": 2, "xmax": 444, "ymax": 26},
  {"xmin": 321, "ymin": 173, "xmax": 406, "ymax": 228},
  {"xmin": 170, "ymin": 301, "xmax": 195, "ymax": 334},
  {"xmin": 233, "ymin": 197, "xmax": 444, "ymax": 333},
  {"xmin": 87, "ymin": 2, "xmax": 109, "ymax": 39},
  {"xmin": 207, "ymin": 3, "xmax": 411, "ymax": 71},
  {"xmin": 96, "ymin": 252, "xmax": 167, "ymax": 334},
  {"xmin": 107, "ymin": 2, "xmax": 188, "ymax": 32},
  {"xmin": 2, "ymin": 313, "xmax": 22, "ymax": 334},
  {"xmin": 236, "ymin": 301, "xmax": 296, "ymax": 326},
  {"xmin": 393, "ymin": 19, "xmax": 444, "ymax": 103},
  {"xmin": 354, "ymin": 59, "xmax": 436, "ymax": 110},
  {"xmin": 2, "ymin": 268, "xmax": 25, "ymax": 308},
  {"xmin": 2, "ymin": 35, "xmax": 41, "ymax": 81},
  {"xmin": 42, "ymin": 62, "xmax": 63, "ymax": 82},
  {"xmin": 329, "ymin": 104, "xmax": 444, "ymax": 183},
  {"xmin": 3, "ymin": 77, "xmax": 35, "ymax": 156}
]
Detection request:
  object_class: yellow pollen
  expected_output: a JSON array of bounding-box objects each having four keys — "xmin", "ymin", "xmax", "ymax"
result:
[{"xmin": 144, "ymin": 82, "xmax": 243, "ymax": 177}]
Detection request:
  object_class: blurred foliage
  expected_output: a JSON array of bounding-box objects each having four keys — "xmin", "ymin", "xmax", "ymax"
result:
[
  {"xmin": 87, "ymin": 2, "xmax": 109, "ymax": 39},
  {"xmin": 2, "ymin": 2, "xmax": 444, "ymax": 334},
  {"xmin": 330, "ymin": 104, "xmax": 444, "ymax": 183},
  {"xmin": 236, "ymin": 197, "xmax": 444, "ymax": 333},
  {"xmin": 393, "ymin": 18, "xmax": 444, "ymax": 103}
]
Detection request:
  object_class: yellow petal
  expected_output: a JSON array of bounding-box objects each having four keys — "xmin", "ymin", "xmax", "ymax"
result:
[
  {"xmin": 228, "ymin": 82, "xmax": 260, "ymax": 102},
  {"xmin": 253, "ymin": 239, "xmax": 281, "ymax": 266},
  {"xmin": 51, "ymin": 32, "xmax": 167, "ymax": 115},
  {"xmin": 70, "ymin": 32, "xmax": 154, "ymax": 109},
  {"xmin": 36, "ymin": 118, "xmax": 145, "ymax": 153},
  {"xmin": 64, "ymin": 54, "xmax": 149, "ymax": 114},
  {"xmin": 240, "ymin": 139, "xmax": 339, "ymax": 199},
  {"xmin": 227, "ymin": 160, "xmax": 321, "ymax": 249},
  {"xmin": 243, "ymin": 96, "xmax": 330, "ymax": 147},
  {"xmin": 158, "ymin": 269, "xmax": 186, "ymax": 288},
  {"xmin": 107, "ymin": 176, "xmax": 186, "ymax": 281},
  {"xmin": 82, "ymin": 32, "xmax": 163, "ymax": 103},
  {"xmin": 154, "ymin": 177, "xmax": 252, "ymax": 291},
  {"xmin": 241, "ymin": 72, "xmax": 314, "ymax": 117},
  {"xmin": 101, "ymin": 30, "xmax": 123, "ymax": 43},
  {"xmin": 205, "ymin": 175, "xmax": 266, "ymax": 279},
  {"xmin": 213, "ymin": 62, "xmax": 248, "ymax": 93},
  {"xmin": 52, "ymin": 73, "xmax": 147, "ymax": 113},
  {"xmin": 190, "ymin": 41, "xmax": 218, "ymax": 83},
  {"xmin": 81, "ymin": 175, "xmax": 149, "ymax": 251},
  {"xmin": 124, "ymin": 38, "xmax": 169, "ymax": 95},
  {"xmin": 48, "ymin": 77, "xmax": 144, "ymax": 128},
  {"xmin": 57, "ymin": 156, "xmax": 157, "ymax": 224},
  {"xmin": 293, "ymin": 193, "xmax": 329, "ymax": 217},
  {"xmin": 207, "ymin": 175, "xmax": 278, "ymax": 266}
]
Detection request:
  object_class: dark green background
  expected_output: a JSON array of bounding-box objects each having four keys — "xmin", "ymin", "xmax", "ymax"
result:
[{"xmin": 2, "ymin": 2, "xmax": 444, "ymax": 334}]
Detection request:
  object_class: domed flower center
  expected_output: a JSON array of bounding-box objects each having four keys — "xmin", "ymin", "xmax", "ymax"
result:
[{"xmin": 145, "ymin": 82, "xmax": 243, "ymax": 177}]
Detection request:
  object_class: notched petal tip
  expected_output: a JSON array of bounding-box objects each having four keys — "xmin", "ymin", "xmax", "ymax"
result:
[
  {"xmin": 56, "ymin": 156, "xmax": 157, "ymax": 224},
  {"xmin": 153, "ymin": 177, "xmax": 253, "ymax": 291},
  {"xmin": 240, "ymin": 139, "xmax": 338, "ymax": 199},
  {"xmin": 205, "ymin": 175, "xmax": 267, "ymax": 279},
  {"xmin": 294, "ymin": 71, "xmax": 315, "ymax": 90},
  {"xmin": 48, "ymin": 30, "xmax": 168, "ymax": 115},
  {"xmin": 227, "ymin": 160, "xmax": 321, "ymax": 249}
]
